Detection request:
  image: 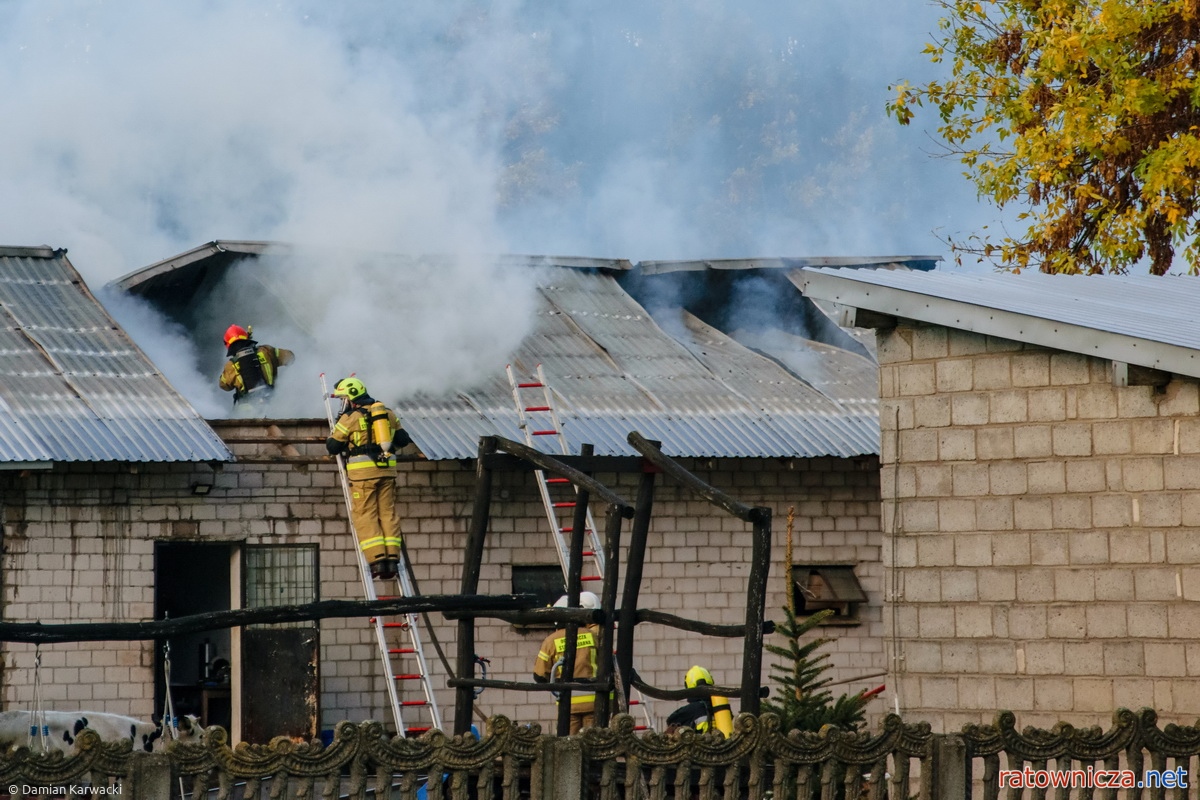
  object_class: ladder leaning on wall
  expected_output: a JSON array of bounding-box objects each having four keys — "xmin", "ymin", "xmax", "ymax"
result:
[
  {"xmin": 321, "ymin": 374, "xmax": 442, "ymax": 736},
  {"xmin": 506, "ymin": 363, "xmax": 656, "ymax": 730}
]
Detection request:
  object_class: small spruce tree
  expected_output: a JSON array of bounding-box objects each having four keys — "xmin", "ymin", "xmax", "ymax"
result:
[{"xmin": 762, "ymin": 606, "xmax": 869, "ymax": 733}]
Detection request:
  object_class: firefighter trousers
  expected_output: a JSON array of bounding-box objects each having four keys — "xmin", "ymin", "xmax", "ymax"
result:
[{"xmin": 348, "ymin": 476, "xmax": 402, "ymax": 565}]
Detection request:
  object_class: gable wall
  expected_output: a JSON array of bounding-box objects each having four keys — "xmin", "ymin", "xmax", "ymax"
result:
[
  {"xmin": 878, "ymin": 323, "xmax": 1200, "ymax": 731},
  {"xmin": 0, "ymin": 423, "xmax": 884, "ymax": 737}
]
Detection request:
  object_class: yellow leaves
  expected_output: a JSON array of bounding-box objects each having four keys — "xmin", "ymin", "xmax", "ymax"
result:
[{"xmin": 893, "ymin": 0, "xmax": 1200, "ymax": 272}]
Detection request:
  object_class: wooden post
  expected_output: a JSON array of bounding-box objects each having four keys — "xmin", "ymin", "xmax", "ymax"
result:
[
  {"xmin": 455, "ymin": 436, "xmax": 497, "ymax": 734},
  {"xmin": 556, "ymin": 443, "xmax": 593, "ymax": 737},
  {"xmin": 591, "ymin": 503, "xmax": 623, "ymax": 725},
  {"xmin": 741, "ymin": 507, "xmax": 772, "ymax": 715},
  {"xmin": 616, "ymin": 454, "xmax": 657, "ymax": 709}
]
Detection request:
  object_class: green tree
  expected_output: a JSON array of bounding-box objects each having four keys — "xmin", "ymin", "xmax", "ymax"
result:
[
  {"xmin": 762, "ymin": 607, "xmax": 870, "ymax": 732},
  {"xmin": 888, "ymin": 0, "xmax": 1200, "ymax": 275}
]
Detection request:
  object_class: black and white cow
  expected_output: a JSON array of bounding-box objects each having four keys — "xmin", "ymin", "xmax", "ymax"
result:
[{"xmin": 0, "ymin": 710, "xmax": 203, "ymax": 754}]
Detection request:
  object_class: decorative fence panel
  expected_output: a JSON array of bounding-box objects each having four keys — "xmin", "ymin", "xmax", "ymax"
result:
[{"xmin": 0, "ymin": 710, "xmax": 1196, "ymax": 800}]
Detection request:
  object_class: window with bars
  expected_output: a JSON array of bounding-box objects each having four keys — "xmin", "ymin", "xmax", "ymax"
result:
[{"xmin": 244, "ymin": 545, "xmax": 319, "ymax": 629}]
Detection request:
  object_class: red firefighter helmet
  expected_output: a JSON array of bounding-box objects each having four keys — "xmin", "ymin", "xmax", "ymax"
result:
[{"xmin": 224, "ymin": 324, "xmax": 249, "ymax": 347}]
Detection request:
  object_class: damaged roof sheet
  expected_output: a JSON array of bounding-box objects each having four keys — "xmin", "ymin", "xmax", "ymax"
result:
[
  {"xmin": 396, "ymin": 267, "xmax": 881, "ymax": 459},
  {"xmin": 0, "ymin": 247, "xmax": 232, "ymax": 463}
]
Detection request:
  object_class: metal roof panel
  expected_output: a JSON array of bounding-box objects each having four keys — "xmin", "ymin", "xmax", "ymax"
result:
[{"xmin": 0, "ymin": 250, "xmax": 232, "ymax": 463}]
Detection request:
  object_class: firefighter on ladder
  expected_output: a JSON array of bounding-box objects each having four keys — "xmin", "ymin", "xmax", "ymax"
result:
[
  {"xmin": 218, "ymin": 324, "xmax": 294, "ymax": 406},
  {"xmin": 325, "ymin": 377, "xmax": 413, "ymax": 580},
  {"xmin": 533, "ymin": 591, "xmax": 602, "ymax": 735}
]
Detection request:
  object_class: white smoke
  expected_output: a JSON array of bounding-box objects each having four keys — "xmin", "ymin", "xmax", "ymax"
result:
[{"xmin": 0, "ymin": 0, "xmax": 1002, "ymax": 417}]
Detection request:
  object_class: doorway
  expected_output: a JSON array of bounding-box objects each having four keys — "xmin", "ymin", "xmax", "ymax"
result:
[{"xmin": 154, "ymin": 542, "xmax": 234, "ymax": 732}]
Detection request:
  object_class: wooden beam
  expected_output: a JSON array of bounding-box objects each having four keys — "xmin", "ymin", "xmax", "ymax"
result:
[
  {"xmin": 616, "ymin": 457, "xmax": 658, "ymax": 708},
  {"xmin": 0, "ymin": 595, "xmax": 535, "ymax": 644},
  {"xmin": 492, "ymin": 436, "xmax": 633, "ymax": 516},
  {"xmin": 455, "ymin": 436, "xmax": 497, "ymax": 734},
  {"xmin": 634, "ymin": 609, "xmax": 775, "ymax": 638},
  {"xmin": 626, "ymin": 432, "xmax": 762, "ymax": 523}
]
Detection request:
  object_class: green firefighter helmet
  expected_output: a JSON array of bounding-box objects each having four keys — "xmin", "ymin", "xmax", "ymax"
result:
[{"xmin": 332, "ymin": 377, "xmax": 367, "ymax": 401}]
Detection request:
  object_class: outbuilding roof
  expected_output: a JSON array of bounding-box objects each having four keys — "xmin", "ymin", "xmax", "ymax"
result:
[
  {"xmin": 799, "ymin": 268, "xmax": 1200, "ymax": 380},
  {"xmin": 0, "ymin": 247, "xmax": 233, "ymax": 464},
  {"xmin": 114, "ymin": 244, "xmax": 939, "ymax": 460}
]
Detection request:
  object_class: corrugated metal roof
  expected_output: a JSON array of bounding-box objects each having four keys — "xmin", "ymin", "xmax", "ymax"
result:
[
  {"xmin": 800, "ymin": 268, "xmax": 1200, "ymax": 379},
  {"xmin": 115, "ymin": 245, "xmax": 894, "ymax": 461},
  {"xmin": 396, "ymin": 268, "xmax": 880, "ymax": 459},
  {"xmin": 0, "ymin": 248, "xmax": 233, "ymax": 463}
]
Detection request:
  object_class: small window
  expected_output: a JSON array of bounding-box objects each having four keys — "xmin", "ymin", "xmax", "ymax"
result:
[
  {"xmin": 793, "ymin": 565, "xmax": 867, "ymax": 625},
  {"xmin": 511, "ymin": 565, "xmax": 566, "ymax": 609},
  {"xmin": 244, "ymin": 545, "xmax": 319, "ymax": 629}
]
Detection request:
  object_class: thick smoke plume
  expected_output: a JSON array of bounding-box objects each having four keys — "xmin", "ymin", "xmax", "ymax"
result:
[{"xmin": 0, "ymin": 0, "xmax": 986, "ymax": 417}]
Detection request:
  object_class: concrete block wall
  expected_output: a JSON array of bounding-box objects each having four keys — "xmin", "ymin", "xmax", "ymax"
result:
[
  {"xmin": 0, "ymin": 419, "xmax": 885, "ymax": 737},
  {"xmin": 877, "ymin": 323, "xmax": 1200, "ymax": 731}
]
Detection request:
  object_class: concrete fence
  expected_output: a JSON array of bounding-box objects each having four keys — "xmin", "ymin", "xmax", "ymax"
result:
[{"xmin": 0, "ymin": 708, "xmax": 1194, "ymax": 799}]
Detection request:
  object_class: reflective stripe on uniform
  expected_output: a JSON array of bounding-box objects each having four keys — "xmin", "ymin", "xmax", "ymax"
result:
[
  {"xmin": 347, "ymin": 457, "xmax": 396, "ymax": 470},
  {"xmin": 383, "ymin": 536, "xmax": 403, "ymax": 548},
  {"xmin": 359, "ymin": 536, "xmax": 385, "ymax": 551}
]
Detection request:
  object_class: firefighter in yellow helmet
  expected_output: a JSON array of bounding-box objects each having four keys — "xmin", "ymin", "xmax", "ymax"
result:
[
  {"xmin": 325, "ymin": 377, "xmax": 413, "ymax": 580},
  {"xmin": 532, "ymin": 592, "xmax": 602, "ymax": 735},
  {"xmin": 666, "ymin": 665, "xmax": 735, "ymax": 737},
  {"xmin": 218, "ymin": 324, "xmax": 294, "ymax": 406}
]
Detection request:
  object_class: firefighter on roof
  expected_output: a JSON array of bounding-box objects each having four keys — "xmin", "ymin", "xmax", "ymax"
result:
[
  {"xmin": 533, "ymin": 592, "xmax": 602, "ymax": 735},
  {"xmin": 218, "ymin": 325, "xmax": 294, "ymax": 405},
  {"xmin": 325, "ymin": 377, "xmax": 413, "ymax": 580}
]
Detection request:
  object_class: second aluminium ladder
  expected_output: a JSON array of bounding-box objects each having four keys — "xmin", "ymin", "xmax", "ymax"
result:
[
  {"xmin": 506, "ymin": 364, "xmax": 656, "ymax": 729},
  {"xmin": 322, "ymin": 374, "xmax": 442, "ymax": 736}
]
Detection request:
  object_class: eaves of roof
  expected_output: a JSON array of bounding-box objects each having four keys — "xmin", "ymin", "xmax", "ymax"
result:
[{"xmin": 799, "ymin": 268, "xmax": 1200, "ymax": 380}]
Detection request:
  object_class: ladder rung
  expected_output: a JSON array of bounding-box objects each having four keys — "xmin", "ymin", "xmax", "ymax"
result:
[
  {"xmin": 401, "ymin": 700, "xmax": 428, "ymax": 707},
  {"xmin": 394, "ymin": 674, "xmax": 424, "ymax": 680},
  {"xmin": 581, "ymin": 575, "xmax": 602, "ymax": 581},
  {"xmin": 525, "ymin": 405, "xmax": 552, "ymax": 412},
  {"xmin": 559, "ymin": 527, "xmax": 595, "ymax": 534},
  {"xmin": 383, "ymin": 622, "xmax": 411, "ymax": 629},
  {"xmin": 406, "ymin": 726, "xmax": 431, "ymax": 734},
  {"xmin": 389, "ymin": 648, "xmax": 416, "ymax": 655},
  {"xmin": 552, "ymin": 501, "xmax": 576, "ymax": 508},
  {"xmin": 517, "ymin": 382, "xmax": 543, "ymax": 388},
  {"xmin": 546, "ymin": 477, "xmax": 570, "ymax": 484},
  {"xmin": 532, "ymin": 429, "xmax": 558, "ymax": 435}
]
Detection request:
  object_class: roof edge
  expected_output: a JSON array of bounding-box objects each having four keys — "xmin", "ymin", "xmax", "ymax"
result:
[
  {"xmin": 800, "ymin": 269, "xmax": 1200, "ymax": 380},
  {"xmin": 637, "ymin": 256, "xmax": 942, "ymax": 275},
  {"xmin": 110, "ymin": 240, "xmax": 280, "ymax": 292},
  {"xmin": 0, "ymin": 245, "xmax": 62, "ymax": 259}
]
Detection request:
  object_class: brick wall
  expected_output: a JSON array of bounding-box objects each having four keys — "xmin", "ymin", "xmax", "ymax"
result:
[
  {"xmin": 0, "ymin": 420, "xmax": 884, "ymax": 737},
  {"xmin": 878, "ymin": 323, "xmax": 1200, "ymax": 731}
]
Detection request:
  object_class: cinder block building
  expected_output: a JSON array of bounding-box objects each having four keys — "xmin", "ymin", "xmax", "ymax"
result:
[
  {"xmin": 0, "ymin": 244, "xmax": 932, "ymax": 741},
  {"xmin": 802, "ymin": 268, "xmax": 1200, "ymax": 731}
]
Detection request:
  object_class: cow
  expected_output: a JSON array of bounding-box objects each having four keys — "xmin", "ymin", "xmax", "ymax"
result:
[{"xmin": 0, "ymin": 710, "xmax": 203, "ymax": 754}]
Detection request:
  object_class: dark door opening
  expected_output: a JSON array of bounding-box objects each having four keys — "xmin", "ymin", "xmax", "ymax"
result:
[{"xmin": 154, "ymin": 542, "xmax": 234, "ymax": 732}]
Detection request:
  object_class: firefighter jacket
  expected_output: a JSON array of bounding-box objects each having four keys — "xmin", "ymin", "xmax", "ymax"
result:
[
  {"xmin": 218, "ymin": 340, "xmax": 294, "ymax": 399},
  {"xmin": 326, "ymin": 398, "xmax": 413, "ymax": 481},
  {"xmin": 533, "ymin": 623, "xmax": 600, "ymax": 713}
]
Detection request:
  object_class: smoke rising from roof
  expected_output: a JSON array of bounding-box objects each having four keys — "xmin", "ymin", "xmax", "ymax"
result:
[{"xmin": 0, "ymin": 1, "xmax": 987, "ymax": 416}]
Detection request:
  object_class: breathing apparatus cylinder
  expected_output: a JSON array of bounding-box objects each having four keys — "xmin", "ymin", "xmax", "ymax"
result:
[{"xmin": 372, "ymin": 410, "xmax": 393, "ymax": 455}]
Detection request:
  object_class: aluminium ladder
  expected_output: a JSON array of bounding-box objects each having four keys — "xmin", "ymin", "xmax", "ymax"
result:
[
  {"xmin": 507, "ymin": 364, "xmax": 605, "ymax": 585},
  {"xmin": 506, "ymin": 364, "xmax": 656, "ymax": 729},
  {"xmin": 321, "ymin": 374, "xmax": 442, "ymax": 737}
]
